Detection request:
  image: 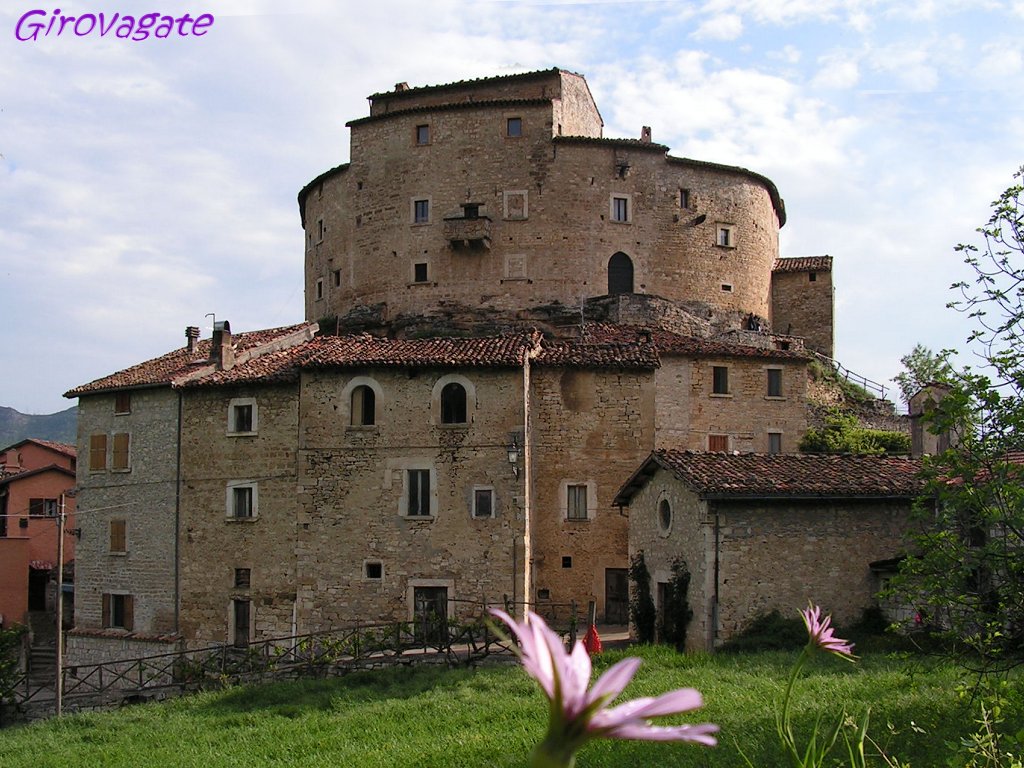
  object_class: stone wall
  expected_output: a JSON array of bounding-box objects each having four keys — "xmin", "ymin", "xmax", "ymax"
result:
[
  {"xmin": 71, "ymin": 389, "xmax": 180, "ymax": 653},
  {"xmin": 295, "ymin": 367, "xmax": 526, "ymax": 630},
  {"xmin": 178, "ymin": 383, "xmax": 301, "ymax": 647},
  {"xmin": 303, "ymin": 87, "xmax": 782, "ymax": 333},
  {"xmin": 771, "ymin": 268, "xmax": 834, "ymax": 357},
  {"xmin": 655, "ymin": 355, "xmax": 809, "ymax": 453},
  {"xmin": 529, "ymin": 366, "xmax": 654, "ymax": 622},
  {"xmin": 65, "ymin": 630, "xmax": 181, "ymax": 667}
]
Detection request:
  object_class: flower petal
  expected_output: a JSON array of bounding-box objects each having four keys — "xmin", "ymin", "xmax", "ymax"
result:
[
  {"xmin": 601, "ymin": 722, "xmax": 720, "ymax": 746},
  {"xmin": 597, "ymin": 687, "xmax": 704, "ymax": 724},
  {"xmin": 586, "ymin": 657, "xmax": 641, "ymax": 709}
]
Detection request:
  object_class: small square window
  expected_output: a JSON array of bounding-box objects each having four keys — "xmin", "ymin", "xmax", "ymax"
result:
[
  {"xmin": 537, "ymin": 588, "xmax": 551, "ymax": 600},
  {"xmin": 229, "ymin": 399, "xmax": 257, "ymax": 434},
  {"xmin": 365, "ymin": 561, "xmax": 383, "ymax": 580},
  {"xmin": 768, "ymin": 432, "xmax": 783, "ymax": 454},
  {"xmin": 234, "ymin": 568, "xmax": 251, "ymax": 588},
  {"xmin": 712, "ymin": 366, "xmax": 729, "ymax": 395},
  {"xmin": 767, "ymin": 369, "xmax": 783, "ymax": 398},
  {"xmin": 611, "ymin": 196, "xmax": 629, "ymax": 223},
  {"xmin": 115, "ymin": 392, "xmax": 131, "ymax": 415},
  {"xmin": 230, "ymin": 485, "xmax": 255, "ymax": 519},
  {"xmin": 809, "ymin": 272, "xmax": 818, "ymax": 282},
  {"xmin": 413, "ymin": 199, "xmax": 430, "ymax": 224},
  {"xmin": 561, "ymin": 556, "xmax": 572, "ymax": 569},
  {"xmin": 506, "ymin": 117, "xmax": 522, "ymax": 137},
  {"xmin": 473, "ymin": 488, "xmax": 494, "ymax": 518},
  {"xmin": 29, "ymin": 498, "xmax": 58, "ymax": 517},
  {"xmin": 717, "ymin": 225, "xmax": 735, "ymax": 247},
  {"xmin": 709, "ymin": 434, "xmax": 729, "ymax": 452},
  {"xmin": 721, "ymin": 284, "xmax": 733, "ymax": 293},
  {"xmin": 102, "ymin": 593, "xmax": 133, "ymax": 631},
  {"xmin": 567, "ymin": 484, "xmax": 588, "ymax": 521},
  {"xmin": 413, "ymin": 262, "xmax": 429, "ymax": 283},
  {"xmin": 415, "ymin": 124, "xmax": 430, "ymax": 145}
]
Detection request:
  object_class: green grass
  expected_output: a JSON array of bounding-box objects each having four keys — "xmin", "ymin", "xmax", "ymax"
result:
[{"xmin": 1, "ymin": 648, "xmax": 1020, "ymax": 767}]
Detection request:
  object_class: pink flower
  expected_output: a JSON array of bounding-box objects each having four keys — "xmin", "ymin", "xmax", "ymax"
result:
[
  {"xmin": 490, "ymin": 609, "xmax": 717, "ymax": 766},
  {"xmin": 800, "ymin": 603, "xmax": 856, "ymax": 661}
]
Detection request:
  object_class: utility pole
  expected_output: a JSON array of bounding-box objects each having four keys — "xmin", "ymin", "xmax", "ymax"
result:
[{"xmin": 54, "ymin": 493, "xmax": 65, "ymax": 717}]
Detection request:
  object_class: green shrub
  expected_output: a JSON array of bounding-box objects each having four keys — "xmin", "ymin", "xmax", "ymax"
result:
[{"xmin": 628, "ymin": 552, "xmax": 656, "ymax": 644}]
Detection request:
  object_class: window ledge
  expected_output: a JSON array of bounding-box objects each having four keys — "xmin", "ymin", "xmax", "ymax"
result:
[
  {"xmin": 226, "ymin": 517, "xmax": 258, "ymax": 523},
  {"xmin": 227, "ymin": 431, "xmax": 258, "ymax": 438},
  {"xmin": 403, "ymin": 515, "xmax": 436, "ymax": 522},
  {"xmin": 500, "ymin": 277, "xmax": 532, "ymax": 284},
  {"xmin": 111, "ymin": 468, "xmax": 132, "ymax": 474},
  {"xmin": 714, "ymin": 243, "xmax": 737, "ymax": 249},
  {"xmin": 437, "ymin": 422, "xmax": 469, "ymax": 429},
  {"xmin": 709, "ymin": 393, "xmax": 733, "ymax": 399},
  {"xmin": 764, "ymin": 396, "xmax": 786, "ymax": 401},
  {"xmin": 564, "ymin": 518, "xmax": 592, "ymax": 524},
  {"xmin": 109, "ymin": 551, "xmax": 127, "ymax": 557},
  {"xmin": 407, "ymin": 281, "xmax": 438, "ymax": 288}
]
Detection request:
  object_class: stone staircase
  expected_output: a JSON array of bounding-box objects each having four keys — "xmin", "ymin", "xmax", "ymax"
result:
[{"xmin": 26, "ymin": 611, "xmax": 56, "ymax": 684}]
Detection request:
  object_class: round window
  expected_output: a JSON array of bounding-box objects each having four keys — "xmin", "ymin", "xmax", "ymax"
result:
[{"xmin": 658, "ymin": 499, "xmax": 672, "ymax": 532}]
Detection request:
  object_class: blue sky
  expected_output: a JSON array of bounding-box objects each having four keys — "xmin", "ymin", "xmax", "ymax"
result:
[{"xmin": 2, "ymin": 0, "xmax": 1022, "ymax": 414}]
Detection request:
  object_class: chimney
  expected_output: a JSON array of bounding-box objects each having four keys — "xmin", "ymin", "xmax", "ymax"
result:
[
  {"xmin": 211, "ymin": 320, "xmax": 234, "ymax": 370},
  {"xmin": 185, "ymin": 326, "xmax": 200, "ymax": 354},
  {"xmin": 640, "ymin": 126, "xmax": 652, "ymax": 143},
  {"xmin": 909, "ymin": 382, "xmax": 953, "ymax": 457},
  {"xmin": 394, "ymin": 82, "xmax": 410, "ymax": 92}
]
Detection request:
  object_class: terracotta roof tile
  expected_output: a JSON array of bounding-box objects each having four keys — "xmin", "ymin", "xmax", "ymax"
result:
[
  {"xmin": 615, "ymin": 450, "xmax": 922, "ymax": 505},
  {"xmin": 64, "ymin": 324, "xmax": 315, "ymax": 397},
  {"xmin": 773, "ymin": 256, "xmax": 833, "ymax": 273},
  {"xmin": 367, "ymin": 68, "xmax": 564, "ymax": 101},
  {"xmin": 302, "ymin": 333, "xmax": 533, "ymax": 369},
  {"xmin": 534, "ymin": 333, "xmax": 659, "ymax": 369},
  {"xmin": 0, "ymin": 438, "xmax": 77, "ymax": 458}
]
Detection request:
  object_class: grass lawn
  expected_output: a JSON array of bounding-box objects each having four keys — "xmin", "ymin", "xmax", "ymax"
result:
[{"xmin": 1, "ymin": 646, "xmax": 1019, "ymax": 767}]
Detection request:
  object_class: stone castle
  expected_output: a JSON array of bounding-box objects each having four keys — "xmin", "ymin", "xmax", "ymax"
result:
[{"xmin": 63, "ymin": 69, "xmax": 887, "ymax": 664}]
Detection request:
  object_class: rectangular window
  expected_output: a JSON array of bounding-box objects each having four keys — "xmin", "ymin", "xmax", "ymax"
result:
[
  {"xmin": 611, "ymin": 196, "xmax": 629, "ymax": 223},
  {"xmin": 112, "ymin": 432, "xmax": 130, "ymax": 471},
  {"xmin": 315, "ymin": 278, "xmax": 324, "ymax": 300},
  {"xmin": 115, "ymin": 392, "xmax": 131, "ymax": 414},
  {"xmin": 333, "ymin": 269, "xmax": 342, "ymax": 288},
  {"xmin": 231, "ymin": 486, "xmax": 254, "ymax": 519},
  {"xmin": 473, "ymin": 488, "xmax": 494, "ymax": 518},
  {"xmin": 316, "ymin": 217, "xmax": 324, "ymax": 243},
  {"xmin": 767, "ymin": 368, "xmax": 783, "ymax": 398},
  {"xmin": 413, "ymin": 199, "xmax": 430, "ymax": 224},
  {"xmin": 717, "ymin": 225, "xmax": 734, "ymax": 247},
  {"xmin": 768, "ymin": 432, "xmax": 783, "ymax": 454},
  {"xmin": 365, "ymin": 561, "xmax": 383, "ymax": 580},
  {"xmin": 89, "ymin": 433, "xmax": 107, "ymax": 471},
  {"xmin": 413, "ymin": 262, "xmax": 429, "ymax": 283},
  {"xmin": 809, "ymin": 272, "xmax": 818, "ymax": 282},
  {"xmin": 506, "ymin": 117, "xmax": 522, "ymax": 137},
  {"xmin": 712, "ymin": 366, "xmax": 729, "ymax": 395},
  {"xmin": 680, "ymin": 188, "xmax": 690, "ymax": 209},
  {"xmin": 232, "ymin": 404, "xmax": 253, "ymax": 433},
  {"xmin": 110, "ymin": 519, "xmax": 126, "ymax": 553},
  {"xmin": 567, "ymin": 484, "xmax": 588, "ymax": 521},
  {"xmin": 415, "ymin": 124, "xmax": 430, "ymax": 145},
  {"xmin": 234, "ymin": 568, "xmax": 251, "ymax": 589},
  {"xmin": 709, "ymin": 434, "xmax": 730, "ymax": 452},
  {"xmin": 102, "ymin": 593, "xmax": 134, "ymax": 631},
  {"xmin": 29, "ymin": 498, "xmax": 58, "ymax": 517},
  {"xmin": 407, "ymin": 469, "xmax": 431, "ymax": 516}
]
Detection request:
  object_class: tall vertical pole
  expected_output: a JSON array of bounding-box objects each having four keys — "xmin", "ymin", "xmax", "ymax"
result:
[{"xmin": 55, "ymin": 494, "xmax": 65, "ymax": 716}]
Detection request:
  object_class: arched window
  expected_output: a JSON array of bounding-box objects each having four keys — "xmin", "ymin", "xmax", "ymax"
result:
[
  {"xmin": 608, "ymin": 252, "xmax": 634, "ymax": 295},
  {"xmin": 440, "ymin": 382, "xmax": 467, "ymax": 424},
  {"xmin": 351, "ymin": 385, "xmax": 376, "ymax": 426}
]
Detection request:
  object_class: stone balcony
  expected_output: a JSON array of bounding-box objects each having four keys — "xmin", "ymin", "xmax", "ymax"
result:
[{"xmin": 443, "ymin": 216, "xmax": 492, "ymax": 250}]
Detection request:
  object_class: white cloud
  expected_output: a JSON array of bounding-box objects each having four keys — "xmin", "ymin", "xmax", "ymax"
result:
[
  {"xmin": 693, "ymin": 13, "xmax": 744, "ymax": 40},
  {"xmin": 812, "ymin": 52, "xmax": 861, "ymax": 89}
]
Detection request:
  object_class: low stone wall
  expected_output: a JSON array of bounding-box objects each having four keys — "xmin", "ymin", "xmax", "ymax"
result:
[{"xmin": 65, "ymin": 630, "xmax": 182, "ymax": 667}]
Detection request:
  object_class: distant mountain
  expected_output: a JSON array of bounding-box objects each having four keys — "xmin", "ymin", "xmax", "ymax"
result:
[{"xmin": 0, "ymin": 406, "xmax": 77, "ymax": 448}]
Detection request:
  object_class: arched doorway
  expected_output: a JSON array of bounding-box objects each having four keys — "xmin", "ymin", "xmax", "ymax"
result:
[{"xmin": 608, "ymin": 252, "xmax": 634, "ymax": 295}]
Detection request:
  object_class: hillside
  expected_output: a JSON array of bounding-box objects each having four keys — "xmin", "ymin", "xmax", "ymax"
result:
[{"xmin": 0, "ymin": 405, "xmax": 77, "ymax": 448}]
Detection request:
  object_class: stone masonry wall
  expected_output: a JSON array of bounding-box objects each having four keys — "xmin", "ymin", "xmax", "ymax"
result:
[
  {"xmin": 627, "ymin": 466, "xmax": 713, "ymax": 651},
  {"xmin": 771, "ymin": 269, "xmax": 834, "ymax": 357},
  {"xmin": 714, "ymin": 499, "xmax": 911, "ymax": 642},
  {"xmin": 655, "ymin": 355, "xmax": 809, "ymax": 453},
  {"xmin": 178, "ymin": 383, "xmax": 301, "ymax": 647},
  {"xmin": 71, "ymin": 389, "xmax": 179, "ymax": 658},
  {"xmin": 295, "ymin": 367, "xmax": 526, "ymax": 630},
  {"xmin": 529, "ymin": 366, "xmax": 654, "ymax": 622}
]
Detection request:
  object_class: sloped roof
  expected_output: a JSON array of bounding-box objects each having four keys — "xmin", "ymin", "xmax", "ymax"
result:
[
  {"xmin": 302, "ymin": 333, "xmax": 534, "ymax": 369},
  {"xmin": 64, "ymin": 324, "xmax": 316, "ymax": 397},
  {"xmin": 535, "ymin": 334, "xmax": 659, "ymax": 369},
  {"xmin": 367, "ymin": 67, "xmax": 565, "ymax": 101},
  {"xmin": 579, "ymin": 324, "xmax": 808, "ymax": 362},
  {"xmin": 614, "ymin": 450, "xmax": 922, "ymax": 505},
  {"xmin": 773, "ymin": 256, "xmax": 832, "ymax": 273},
  {"xmin": 0, "ymin": 438, "xmax": 76, "ymax": 458},
  {"xmin": 0, "ymin": 463, "xmax": 76, "ymax": 487}
]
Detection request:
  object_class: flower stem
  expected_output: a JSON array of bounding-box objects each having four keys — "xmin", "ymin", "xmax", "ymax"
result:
[{"xmin": 529, "ymin": 735, "xmax": 578, "ymax": 768}]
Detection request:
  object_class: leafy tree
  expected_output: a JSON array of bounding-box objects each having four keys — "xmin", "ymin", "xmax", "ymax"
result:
[
  {"xmin": 628, "ymin": 552, "xmax": 656, "ymax": 644},
  {"xmin": 891, "ymin": 167, "xmax": 1024, "ymax": 670},
  {"xmin": 799, "ymin": 409, "xmax": 910, "ymax": 455},
  {"xmin": 894, "ymin": 343, "xmax": 958, "ymax": 406},
  {"xmin": 0, "ymin": 624, "xmax": 26, "ymax": 723}
]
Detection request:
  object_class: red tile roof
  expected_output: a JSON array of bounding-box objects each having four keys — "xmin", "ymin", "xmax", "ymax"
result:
[
  {"xmin": 773, "ymin": 256, "xmax": 832, "ymax": 273},
  {"xmin": 614, "ymin": 450, "xmax": 922, "ymax": 505},
  {"xmin": 535, "ymin": 334, "xmax": 659, "ymax": 369},
  {"xmin": 64, "ymin": 324, "xmax": 316, "ymax": 397},
  {"xmin": 303, "ymin": 333, "xmax": 534, "ymax": 369},
  {"xmin": 0, "ymin": 438, "xmax": 76, "ymax": 458}
]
